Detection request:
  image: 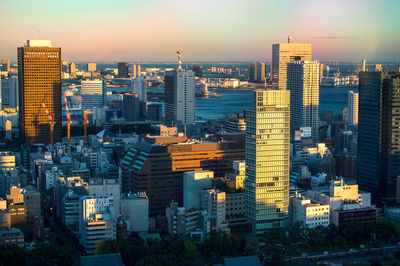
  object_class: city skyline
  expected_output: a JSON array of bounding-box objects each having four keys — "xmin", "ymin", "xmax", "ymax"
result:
[{"xmin": 1, "ymin": 0, "xmax": 400, "ymax": 62}]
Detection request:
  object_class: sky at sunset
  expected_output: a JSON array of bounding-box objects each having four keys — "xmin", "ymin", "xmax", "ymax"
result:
[{"xmin": 1, "ymin": 0, "xmax": 400, "ymax": 63}]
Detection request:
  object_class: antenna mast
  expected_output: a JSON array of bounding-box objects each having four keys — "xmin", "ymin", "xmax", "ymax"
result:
[{"xmin": 177, "ymin": 49, "xmax": 182, "ymax": 71}]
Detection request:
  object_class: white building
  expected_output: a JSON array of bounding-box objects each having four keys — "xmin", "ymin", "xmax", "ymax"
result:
[
  {"xmin": 44, "ymin": 167, "xmax": 64, "ymax": 190},
  {"xmin": 81, "ymin": 79, "xmax": 105, "ymax": 109},
  {"xmin": 183, "ymin": 171, "xmax": 213, "ymax": 210},
  {"xmin": 348, "ymin": 91, "xmax": 359, "ymax": 125},
  {"xmin": 165, "ymin": 70, "xmax": 195, "ymax": 127},
  {"xmin": 89, "ymin": 178, "xmax": 120, "ymax": 217},
  {"xmin": 287, "ymin": 60, "xmax": 320, "ymax": 143},
  {"xmin": 120, "ymin": 192, "xmax": 149, "ymax": 232},
  {"xmin": 80, "ymin": 195, "xmax": 116, "ymax": 254},
  {"xmin": 202, "ymin": 189, "xmax": 230, "ymax": 233},
  {"xmin": 166, "ymin": 201, "xmax": 201, "ymax": 237},
  {"xmin": 1, "ymin": 77, "xmax": 18, "ymax": 109},
  {"xmin": 131, "ymin": 77, "xmax": 147, "ymax": 102},
  {"xmin": 290, "ymin": 193, "xmax": 330, "ymax": 228}
]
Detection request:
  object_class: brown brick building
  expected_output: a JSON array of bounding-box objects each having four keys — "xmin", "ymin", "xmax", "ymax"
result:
[{"xmin": 121, "ymin": 135, "xmax": 245, "ymax": 216}]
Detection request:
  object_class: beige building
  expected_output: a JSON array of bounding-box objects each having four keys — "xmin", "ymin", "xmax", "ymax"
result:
[
  {"xmin": 348, "ymin": 91, "xmax": 359, "ymax": 125},
  {"xmin": 87, "ymin": 63, "xmax": 96, "ymax": 72},
  {"xmin": 272, "ymin": 39, "xmax": 312, "ymax": 90},
  {"xmin": 131, "ymin": 64, "xmax": 141, "ymax": 78},
  {"xmin": 290, "ymin": 193, "xmax": 330, "ymax": 228},
  {"xmin": 226, "ymin": 160, "xmax": 245, "ymax": 189}
]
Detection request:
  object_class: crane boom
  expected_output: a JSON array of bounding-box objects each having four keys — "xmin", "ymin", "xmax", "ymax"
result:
[
  {"xmin": 41, "ymin": 99, "xmax": 55, "ymax": 145},
  {"xmin": 64, "ymin": 92, "xmax": 72, "ymax": 144}
]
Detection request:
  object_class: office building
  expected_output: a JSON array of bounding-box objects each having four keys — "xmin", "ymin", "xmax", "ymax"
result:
[
  {"xmin": 362, "ymin": 59, "xmax": 366, "ymax": 72},
  {"xmin": 289, "ymin": 193, "xmax": 330, "ymax": 228},
  {"xmin": 1, "ymin": 58, "xmax": 10, "ymax": 72},
  {"xmin": 89, "ymin": 178, "xmax": 120, "ymax": 217},
  {"xmin": 245, "ymin": 90, "xmax": 290, "ymax": 235},
  {"xmin": 122, "ymin": 93, "xmax": 140, "ymax": 121},
  {"xmin": 166, "ymin": 202, "xmax": 201, "ymax": 238},
  {"xmin": 120, "ymin": 192, "xmax": 149, "ymax": 232},
  {"xmin": 147, "ymin": 103, "xmax": 162, "ymax": 122},
  {"xmin": 121, "ymin": 135, "xmax": 245, "ymax": 215},
  {"xmin": 226, "ymin": 160, "xmax": 246, "ymax": 189},
  {"xmin": 164, "ymin": 70, "xmax": 195, "ymax": 127},
  {"xmin": 201, "ymin": 189, "xmax": 229, "ymax": 233},
  {"xmin": 183, "ymin": 171, "xmax": 213, "ymax": 210},
  {"xmin": 347, "ymin": 91, "xmax": 359, "ymax": 125},
  {"xmin": 18, "ymin": 40, "xmax": 62, "ymax": 144},
  {"xmin": 287, "ymin": 61, "xmax": 320, "ymax": 143},
  {"xmin": 81, "ymin": 79, "xmax": 105, "ymax": 109},
  {"xmin": 272, "ymin": 38, "xmax": 312, "ymax": 90},
  {"xmin": 0, "ymin": 228, "xmax": 24, "ymax": 248},
  {"xmin": 87, "ymin": 63, "xmax": 96, "ymax": 72},
  {"xmin": 131, "ymin": 64, "xmax": 141, "ymax": 78},
  {"xmin": 249, "ymin": 62, "xmax": 265, "ymax": 83},
  {"xmin": 191, "ymin": 65, "xmax": 203, "ymax": 77},
  {"xmin": 118, "ymin": 62, "xmax": 128, "ymax": 78},
  {"xmin": 80, "ymin": 195, "xmax": 116, "ymax": 254},
  {"xmin": 131, "ymin": 77, "xmax": 147, "ymax": 102},
  {"xmin": 1, "ymin": 77, "xmax": 18, "ymax": 109},
  {"xmin": 358, "ymin": 72, "xmax": 400, "ymax": 199}
]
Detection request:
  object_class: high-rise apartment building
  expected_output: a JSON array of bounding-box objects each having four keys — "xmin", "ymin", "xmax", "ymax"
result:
[
  {"xmin": 358, "ymin": 72, "xmax": 400, "ymax": 199},
  {"xmin": 287, "ymin": 61, "xmax": 320, "ymax": 143},
  {"xmin": 1, "ymin": 77, "xmax": 18, "ymax": 109},
  {"xmin": 118, "ymin": 62, "xmax": 128, "ymax": 78},
  {"xmin": 348, "ymin": 91, "xmax": 359, "ymax": 125},
  {"xmin": 87, "ymin": 63, "xmax": 96, "ymax": 72},
  {"xmin": 272, "ymin": 39, "xmax": 312, "ymax": 90},
  {"xmin": 245, "ymin": 90, "xmax": 290, "ymax": 235},
  {"xmin": 2, "ymin": 58, "xmax": 10, "ymax": 72},
  {"xmin": 18, "ymin": 40, "xmax": 61, "ymax": 144},
  {"xmin": 131, "ymin": 64, "xmax": 141, "ymax": 78},
  {"xmin": 164, "ymin": 70, "xmax": 195, "ymax": 127},
  {"xmin": 81, "ymin": 79, "xmax": 105, "ymax": 109}
]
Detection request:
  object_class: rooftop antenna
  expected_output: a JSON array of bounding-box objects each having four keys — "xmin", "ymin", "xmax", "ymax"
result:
[{"xmin": 177, "ymin": 49, "xmax": 182, "ymax": 71}]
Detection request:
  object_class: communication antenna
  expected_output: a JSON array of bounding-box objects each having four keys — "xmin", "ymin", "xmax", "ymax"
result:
[{"xmin": 177, "ymin": 49, "xmax": 182, "ymax": 71}]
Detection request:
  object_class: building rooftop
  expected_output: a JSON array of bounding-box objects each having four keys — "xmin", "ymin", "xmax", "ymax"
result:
[
  {"xmin": 80, "ymin": 253, "xmax": 125, "ymax": 266},
  {"xmin": 224, "ymin": 255, "xmax": 262, "ymax": 266}
]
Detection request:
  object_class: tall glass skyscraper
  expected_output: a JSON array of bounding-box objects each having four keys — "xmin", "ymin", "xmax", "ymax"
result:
[
  {"xmin": 358, "ymin": 71, "xmax": 400, "ymax": 199},
  {"xmin": 245, "ymin": 89, "xmax": 290, "ymax": 235}
]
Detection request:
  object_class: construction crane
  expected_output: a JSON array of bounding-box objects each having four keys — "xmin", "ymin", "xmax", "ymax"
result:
[
  {"xmin": 41, "ymin": 100, "xmax": 55, "ymax": 145},
  {"xmin": 64, "ymin": 92, "xmax": 72, "ymax": 144},
  {"xmin": 83, "ymin": 110, "xmax": 89, "ymax": 146}
]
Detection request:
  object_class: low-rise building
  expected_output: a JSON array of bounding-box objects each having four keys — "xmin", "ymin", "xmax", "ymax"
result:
[
  {"xmin": 290, "ymin": 193, "xmax": 330, "ymax": 228},
  {"xmin": 120, "ymin": 192, "xmax": 149, "ymax": 232},
  {"xmin": 0, "ymin": 228, "xmax": 24, "ymax": 248}
]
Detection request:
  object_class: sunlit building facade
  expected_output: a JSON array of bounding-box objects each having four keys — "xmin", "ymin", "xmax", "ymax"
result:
[
  {"xmin": 245, "ymin": 90, "xmax": 290, "ymax": 235},
  {"xmin": 272, "ymin": 41, "xmax": 312, "ymax": 90},
  {"xmin": 348, "ymin": 91, "xmax": 359, "ymax": 125},
  {"xmin": 18, "ymin": 40, "xmax": 61, "ymax": 144}
]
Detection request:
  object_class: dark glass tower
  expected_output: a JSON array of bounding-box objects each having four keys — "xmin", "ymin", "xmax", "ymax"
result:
[{"xmin": 358, "ymin": 71, "xmax": 400, "ymax": 199}]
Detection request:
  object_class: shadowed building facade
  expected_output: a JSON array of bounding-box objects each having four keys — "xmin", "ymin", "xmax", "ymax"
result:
[
  {"xmin": 120, "ymin": 135, "xmax": 245, "ymax": 216},
  {"xmin": 358, "ymin": 71, "xmax": 400, "ymax": 199},
  {"xmin": 18, "ymin": 40, "xmax": 61, "ymax": 145}
]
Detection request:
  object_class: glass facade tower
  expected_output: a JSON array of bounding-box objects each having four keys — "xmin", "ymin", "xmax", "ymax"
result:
[{"xmin": 245, "ymin": 89, "xmax": 290, "ymax": 235}]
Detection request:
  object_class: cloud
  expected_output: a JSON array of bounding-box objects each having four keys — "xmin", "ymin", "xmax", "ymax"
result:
[{"xmin": 316, "ymin": 36, "xmax": 351, "ymax": 39}]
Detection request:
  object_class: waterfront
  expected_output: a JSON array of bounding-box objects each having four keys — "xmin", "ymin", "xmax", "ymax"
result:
[{"xmin": 195, "ymin": 86, "xmax": 358, "ymax": 121}]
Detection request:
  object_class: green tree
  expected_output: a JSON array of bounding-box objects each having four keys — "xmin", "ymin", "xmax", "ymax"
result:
[{"xmin": 184, "ymin": 237, "xmax": 197, "ymax": 259}]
